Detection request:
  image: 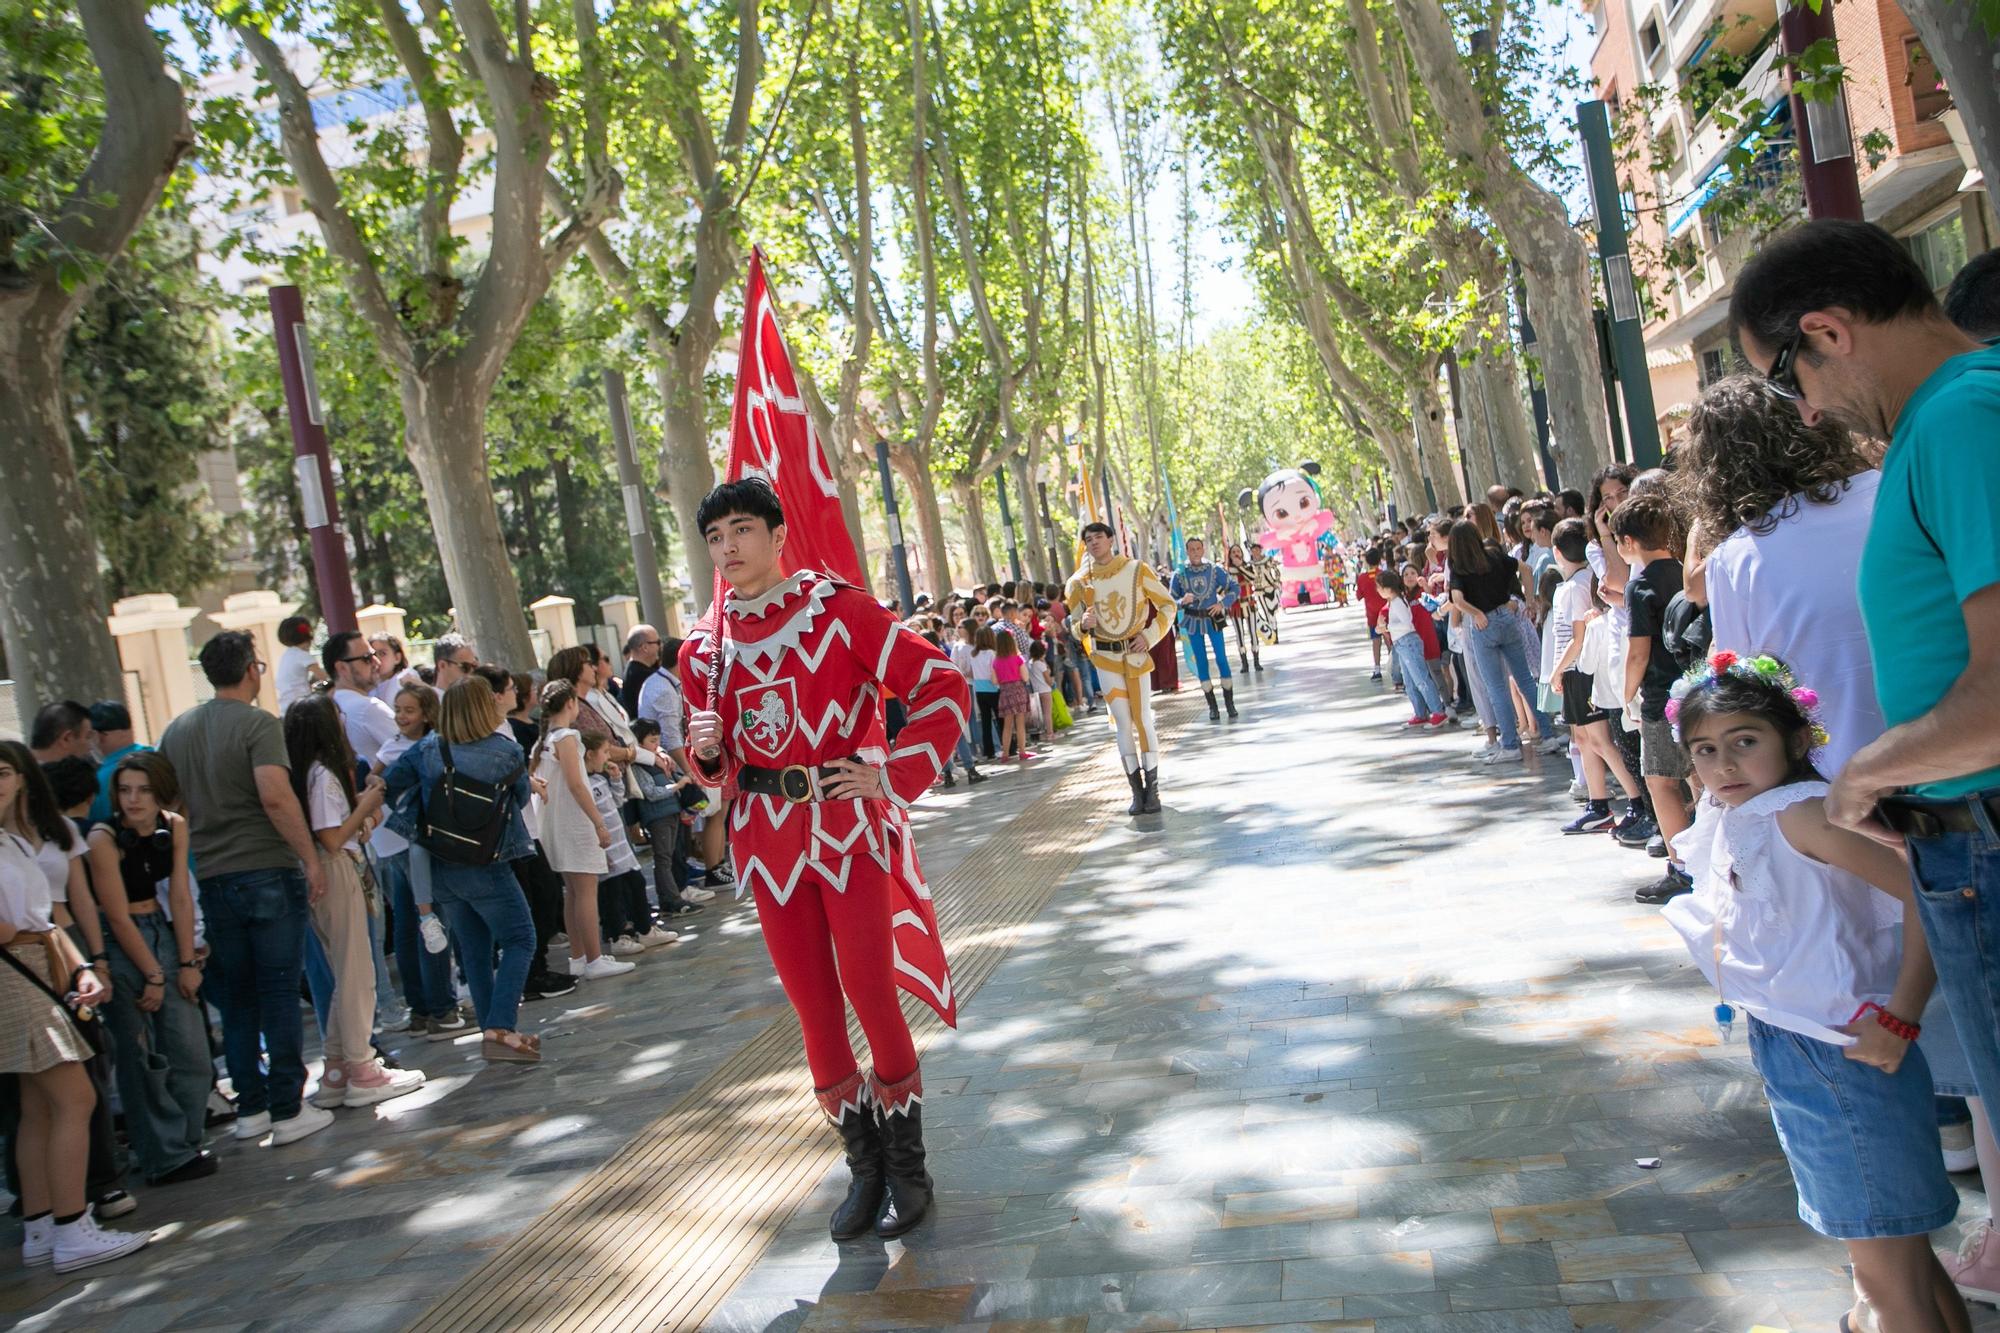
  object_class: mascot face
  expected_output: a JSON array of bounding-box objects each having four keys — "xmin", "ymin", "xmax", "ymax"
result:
[{"xmin": 1258, "ymin": 472, "xmax": 1322, "ymax": 535}]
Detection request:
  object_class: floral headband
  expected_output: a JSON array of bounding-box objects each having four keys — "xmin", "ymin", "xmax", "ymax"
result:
[{"xmin": 1663, "ymin": 650, "xmax": 1830, "ymax": 751}]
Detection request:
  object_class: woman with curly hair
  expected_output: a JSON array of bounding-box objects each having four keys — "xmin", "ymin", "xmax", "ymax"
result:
[{"xmin": 1674, "ymin": 373, "xmax": 1884, "ymax": 776}]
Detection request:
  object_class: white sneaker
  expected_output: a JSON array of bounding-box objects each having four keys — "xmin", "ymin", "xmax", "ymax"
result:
[
  {"xmin": 419, "ymin": 913, "xmax": 450, "ymax": 954},
  {"xmin": 1481, "ymin": 746, "xmax": 1524, "ymax": 764},
  {"xmin": 581, "ymin": 956, "xmax": 637, "ymax": 979},
  {"xmin": 23, "ymin": 1215, "xmax": 52, "ymax": 1267},
  {"xmin": 342, "ymin": 1059, "xmax": 427, "ymax": 1107},
  {"xmin": 639, "ymin": 925, "xmax": 679, "ymax": 947},
  {"xmin": 52, "ymin": 1212, "xmax": 150, "ymax": 1273},
  {"xmin": 269, "ymin": 1103, "xmax": 335, "ymax": 1145},
  {"xmin": 310, "ymin": 1070, "xmax": 350, "ymax": 1109},
  {"xmin": 683, "ymin": 886, "xmax": 716, "ymax": 903},
  {"xmin": 548, "ymin": 932, "xmax": 569, "ymax": 952},
  {"xmin": 609, "ymin": 936, "xmax": 646, "ymax": 957},
  {"xmin": 1537, "ymin": 734, "xmax": 1567, "ymax": 755},
  {"xmin": 1942, "ymin": 1121, "xmax": 1979, "ymax": 1173},
  {"xmin": 233, "ymin": 1110, "xmax": 274, "ymax": 1141}
]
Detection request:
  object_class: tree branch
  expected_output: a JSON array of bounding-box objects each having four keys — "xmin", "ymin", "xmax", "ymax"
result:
[{"xmin": 374, "ymin": 0, "xmax": 464, "ymax": 282}]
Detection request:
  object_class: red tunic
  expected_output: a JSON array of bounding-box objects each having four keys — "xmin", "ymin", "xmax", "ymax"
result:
[{"xmin": 681, "ymin": 569, "xmax": 971, "ymax": 1025}]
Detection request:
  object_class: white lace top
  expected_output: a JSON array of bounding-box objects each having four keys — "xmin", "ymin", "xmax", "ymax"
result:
[{"xmin": 1662, "ymin": 781, "xmax": 1904, "ymax": 1046}]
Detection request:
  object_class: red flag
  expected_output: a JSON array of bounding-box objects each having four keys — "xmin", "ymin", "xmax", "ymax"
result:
[{"xmin": 722, "ymin": 249, "xmax": 865, "ymax": 588}]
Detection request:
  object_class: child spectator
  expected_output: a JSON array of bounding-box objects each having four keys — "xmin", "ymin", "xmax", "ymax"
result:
[
  {"xmin": 1662, "ymin": 656, "xmax": 1965, "ymax": 1333},
  {"xmin": 582, "ymin": 734, "xmax": 672, "ymax": 957},
  {"xmin": 629, "ymin": 718, "xmax": 702, "ymax": 921},
  {"xmin": 1613, "ymin": 493, "xmax": 1693, "ymax": 903},
  {"xmin": 274, "ymin": 615, "xmax": 322, "ymax": 713},
  {"xmin": 530, "ymin": 681, "xmax": 631, "ymax": 980},
  {"xmin": 1357, "ymin": 545, "xmax": 1389, "ymax": 680},
  {"xmin": 969, "ymin": 626, "xmax": 1001, "ymax": 759},
  {"xmin": 1375, "ymin": 569, "xmax": 1446, "ymax": 728},
  {"xmin": 992, "ymin": 630, "xmax": 1034, "ymax": 763},
  {"xmin": 1548, "ymin": 520, "xmax": 1644, "ymax": 835},
  {"xmin": 1027, "ymin": 640, "xmax": 1056, "ymax": 742}
]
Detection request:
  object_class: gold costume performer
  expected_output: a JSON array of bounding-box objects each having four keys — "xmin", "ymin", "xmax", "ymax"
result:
[{"xmin": 1064, "ymin": 523, "xmax": 1176, "ymax": 815}]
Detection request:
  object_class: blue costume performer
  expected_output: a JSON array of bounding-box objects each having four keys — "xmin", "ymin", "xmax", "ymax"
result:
[{"xmin": 1169, "ymin": 538, "xmax": 1242, "ymax": 721}]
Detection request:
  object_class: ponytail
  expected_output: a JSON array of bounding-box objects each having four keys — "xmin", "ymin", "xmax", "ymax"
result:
[{"xmin": 533, "ymin": 679, "xmax": 577, "ymax": 769}]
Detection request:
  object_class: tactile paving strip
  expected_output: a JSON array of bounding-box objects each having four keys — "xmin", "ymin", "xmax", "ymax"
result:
[{"xmin": 409, "ymin": 695, "xmax": 1201, "ymax": 1332}]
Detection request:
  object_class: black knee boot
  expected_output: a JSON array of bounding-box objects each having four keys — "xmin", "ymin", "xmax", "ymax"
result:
[
  {"xmin": 871, "ymin": 1070, "xmax": 932, "ymax": 1239},
  {"xmin": 1205, "ymin": 690, "xmax": 1220, "ymax": 721},
  {"xmin": 1224, "ymin": 687, "xmax": 1238, "ymax": 719},
  {"xmin": 819, "ymin": 1073, "xmax": 885, "ymax": 1240},
  {"xmin": 1126, "ymin": 768, "xmax": 1146, "ymax": 816},
  {"xmin": 1141, "ymin": 766, "xmax": 1161, "ymax": 813}
]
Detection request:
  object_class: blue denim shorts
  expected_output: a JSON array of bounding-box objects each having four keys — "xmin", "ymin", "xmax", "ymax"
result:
[{"xmin": 1747, "ymin": 1014, "xmax": 1958, "ymax": 1239}]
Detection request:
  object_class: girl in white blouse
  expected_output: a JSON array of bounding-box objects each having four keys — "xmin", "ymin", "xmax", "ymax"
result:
[{"xmin": 1661, "ymin": 655, "xmax": 1966, "ymax": 1332}]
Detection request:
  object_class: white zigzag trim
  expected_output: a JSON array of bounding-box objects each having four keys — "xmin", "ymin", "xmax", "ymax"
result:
[
  {"xmin": 730, "ymin": 611, "xmax": 850, "ymax": 682},
  {"xmin": 726, "ymin": 570, "xmax": 812, "ymax": 619},
  {"xmin": 902, "ymin": 695, "xmax": 967, "ymax": 731},
  {"xmin": 876, "ymin": 623, "xmax": 928, "ymax": 681},
  {"xmin": 891, "ymin": 930, "xmax": 955, "ymax": 1014}
]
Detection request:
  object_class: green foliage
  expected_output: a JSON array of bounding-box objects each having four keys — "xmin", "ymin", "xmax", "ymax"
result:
[
  {"xmin": 67, "ymin": 216, "xmax": 236, "ymax": 600},
  {"xmin": 0, "ymin": 0, "xmax": 102, "ymax": 289}
]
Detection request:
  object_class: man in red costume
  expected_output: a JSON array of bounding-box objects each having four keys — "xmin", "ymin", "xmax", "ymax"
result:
[{"xmin": 682, "ymin": 477, "xmax": 970, "ymax": 1241}]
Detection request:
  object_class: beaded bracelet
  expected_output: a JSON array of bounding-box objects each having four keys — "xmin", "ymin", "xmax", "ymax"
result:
[{"xmin": 1850, "ymin": 1001, "xmax": 1921, "ymax": 1042}]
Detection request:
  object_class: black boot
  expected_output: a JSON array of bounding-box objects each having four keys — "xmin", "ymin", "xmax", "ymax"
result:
[
  {"xmin": 871, "ymin": 1071, "xmax": 932, "ymax": 1239},
  {"xmin": 1253, "ymin": 655, "xmax": 1264, "ymax": 672},
  {"xmin": 1141, "ymin": 767, "xmax": 1162, "ymax": 813},
  {"xmin": 1126, "ymin": 768, "xmax": 1146, "ymax": 816},
  {"xmin": 1205, "ymin": 690, "xmax": 1220, "ymax": 721},
  {"xmin": 820, "ymin": 1074, "xmax": 885, "ymax": 1241},
  {"xmin": 1224, "ymin": 687, "xmax": 1238, "ymax": 720},
  {"xmin": 941, "ymin": 768, "xmax": 956, "ymax": 788},
  {"xmin": 1239, "ymin": 654, "xmax": 1250, "ymax": 674}
]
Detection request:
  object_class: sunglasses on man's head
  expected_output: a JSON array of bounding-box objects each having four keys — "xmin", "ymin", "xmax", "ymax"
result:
[{"xmin": 1764, "ymin": 327, "xmax": 1806, "ymax": 402}]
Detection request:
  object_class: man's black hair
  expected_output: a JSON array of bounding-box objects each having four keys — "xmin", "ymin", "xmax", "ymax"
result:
[
  {"xmin": 1729, "ymin": 219, "xmax": 1939, "ymax": 355},
  {"xmin": 29, "ymin": 701, "xmax": 89, "ymax": 750},
  {"xmin": 1080, "ymin": 521, "xmax": 1114, "ymax": 540},
  {"xmin": 88, "ymin": 700, "xmax": 132, "ymax": 734},
  {"xmin": 321, "ymin": 629, "xmax": 366, "ymax": 678},
  {"xmin": 1945, "ymin": 247, "xmax": 2000, "ymax": 341},
  {"xmin": 198, "ymin": 630, "xmax": 259, "ymax": 688},
  {"xmin": 40, "ymin": 755, "xmax": 99, "ymax": 811},
  {"xmin": 696, "ymin": 476, "xmax": 785, "ymax": 534}
]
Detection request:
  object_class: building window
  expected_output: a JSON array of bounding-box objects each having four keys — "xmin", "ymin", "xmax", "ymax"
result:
[
  {"xmin": 1699, "ymin": 347, "xmax": 1728, "ymax": 388},
  {"xmin": 1905, "ymin": 211, "xmax": 1968, "ymax": 292},
  {"xmin": 1903, "ymin": 38, "xmax": 1950, "ymax": 123},
  {"xmin": 1639, "ymin": 15, "xmax": 1665, "ymax": 69}
]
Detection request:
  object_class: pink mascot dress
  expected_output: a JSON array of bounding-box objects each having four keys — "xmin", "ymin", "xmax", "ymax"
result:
[{"xmin": 1247, "ymin": 467, "xmax": 1336, "ymax": 608}]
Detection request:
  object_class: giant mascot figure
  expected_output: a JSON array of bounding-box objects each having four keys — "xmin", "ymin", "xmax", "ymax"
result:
[{"xmin": 1240, "ymin": 462, "xmax": 1338, "ymax": 609}]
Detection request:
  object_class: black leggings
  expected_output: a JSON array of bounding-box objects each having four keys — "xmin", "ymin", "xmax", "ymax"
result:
[
  {"xmin": 976, "ymin": 691, "xmax": 1000, "ymax": 757},
  {"xmin": 598, "ymin": 869, "xmax": 653, "ymax": 940}
]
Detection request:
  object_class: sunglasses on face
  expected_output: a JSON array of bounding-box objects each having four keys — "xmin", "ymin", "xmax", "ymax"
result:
[{"xmin": 1765, "ymin": 327, "xmax": 1806, "ymax": 402}]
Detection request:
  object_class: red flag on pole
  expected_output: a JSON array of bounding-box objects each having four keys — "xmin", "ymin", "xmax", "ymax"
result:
[{"xmin": 721, "ymin": 248, "xmax": 865, "ymax": 589}]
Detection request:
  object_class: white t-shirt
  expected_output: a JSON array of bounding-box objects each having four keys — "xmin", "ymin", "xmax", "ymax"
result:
[
  {"xmin": 370, "ymin": 733, "xmax": 415, "ymax": 857},
  {"xmin": 332, "ymin": 687, "xmax": 400, "ymax": 770},
  {"xmin": 0, "ymin": 832, "xmax": 54, "ymax": 932},
  {"xmin": 371, "ymin": 666, "xmax": 422, "ymax": 709},
  {"xmin": 1546, "ymin": 569, "xmax": 1592, "ymax": 686},
  {"xmin": 1382, "ymin": 596, "xmax": 1415, "ymax": 640},
  {"xmin": 307, "ymin": 762, "xmax": 361, "ymax": 853},
  {"xmin": 970, "ymin": 650, "xmax": 997, "ymax": 686},
  {"xmin": 950, "ymin": 641, "xmax": 975, "ymax": 677},
  {"xmin": 1027, "ymin": 661, "xmax": 1052, "ymax": 695},
  {"xmin": 1705, "ymin": 469, "xmax": 1884, "ymax": 778},
  {"xmin": 25, "ymin": 832, "xmax": 83, "ymax": 905},
  {"xmin": 276, "ymin": 646, "xmax": 315, "ymax": 713}
]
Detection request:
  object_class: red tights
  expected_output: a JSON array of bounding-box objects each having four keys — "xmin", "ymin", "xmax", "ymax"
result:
[{"xmin": 754, "ymin": 857, "xmax": 918, "ymax": 1092}]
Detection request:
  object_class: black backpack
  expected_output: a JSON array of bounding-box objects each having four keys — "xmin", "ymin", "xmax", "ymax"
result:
[{"xmin": 419, "ymin": 735, "xmax": 524, "ymax": 866}]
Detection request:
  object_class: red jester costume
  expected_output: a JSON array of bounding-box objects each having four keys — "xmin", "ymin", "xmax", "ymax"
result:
[{"xmin": 682, "ymin": 550, "xmax": 969, "ymax": 1240}]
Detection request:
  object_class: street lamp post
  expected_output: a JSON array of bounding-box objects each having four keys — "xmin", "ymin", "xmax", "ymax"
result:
[
  {"xmin": 1779, "ymin": 0, "xmax": 1864, "ymax": 221},
  {"xmin": 1577, "ymin": 99, "xmax": 1662, "ymax": 469},
  {"xmin": 268, "ymin": 285, "xmax": 358, "ymax": 635},
  {"xmin": 603, "ymin": 369, "xmax": 670, "ymax": 632},
  {"xmin": 876, "ymin": 437, "xmax": 916, "ymax": 614}
]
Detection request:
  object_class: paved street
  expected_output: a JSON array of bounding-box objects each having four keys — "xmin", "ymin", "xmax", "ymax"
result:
[{"xmin": 8, "ymin": 604, "xmax": 1997, "ymax": 1331}]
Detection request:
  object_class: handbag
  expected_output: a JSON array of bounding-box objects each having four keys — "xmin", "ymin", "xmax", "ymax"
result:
[
  {"xmin": 1, "ymin": 936, "xmax": 108, "ymax": 1057},
  {"xmin": 420, "ymin": 734, "xmax": 525, "ymax": 866}
]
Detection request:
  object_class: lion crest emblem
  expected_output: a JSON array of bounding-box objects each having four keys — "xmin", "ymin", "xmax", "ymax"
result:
[{"xmin": 734, "ymin": 680, "xmax": 798, "ymax": 758}]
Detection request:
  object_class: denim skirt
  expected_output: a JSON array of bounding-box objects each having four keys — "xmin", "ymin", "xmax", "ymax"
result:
[{"xmin": 1747, "ymin": 1014, "xmax": 1958, "ymax": 1239}]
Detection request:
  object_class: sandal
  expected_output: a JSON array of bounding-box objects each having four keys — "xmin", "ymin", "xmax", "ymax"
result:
[{"xmin": 482, "ymin": 1030, "xmax": 541, "ymax": 1063}]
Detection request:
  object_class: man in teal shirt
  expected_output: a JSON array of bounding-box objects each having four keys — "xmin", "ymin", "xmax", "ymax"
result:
[
  {"xmin": 1732, "ymin": 219, "xmax": 2000, "ymax": 1137},
  {"xmin": 88, "ymin": 700, "xmax": 147, "ymax": 824}
]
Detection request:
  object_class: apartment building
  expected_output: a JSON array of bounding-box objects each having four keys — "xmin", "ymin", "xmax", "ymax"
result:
[{"xmin": 1582, "ymin": 0, "xmax": 1995, "ymax": 438}]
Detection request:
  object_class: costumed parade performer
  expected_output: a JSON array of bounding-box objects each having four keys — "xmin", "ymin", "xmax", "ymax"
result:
[
  {"xmin": 1222, "ymin": 542, "xmax": 1264, "ymax": 674},
  {"xmin": 1169, "ymin": 537, "xmax": 1241, "ymax": 721},
  {"xmin": 682, "ymin": 251, "xmax": 969, "ymax": 1243},
  {"xmin": 1242, "ymin": 462, "xmax": 1338, "ymax": 608},
  {"xmin": 1065, "ymin": 522, "xmax": 1176, "ymax": 815}
]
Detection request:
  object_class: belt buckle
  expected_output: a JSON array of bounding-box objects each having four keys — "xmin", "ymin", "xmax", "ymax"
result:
[{"xmin": 779, "ymin": 764, "xmax": 815, "ymax": 804}]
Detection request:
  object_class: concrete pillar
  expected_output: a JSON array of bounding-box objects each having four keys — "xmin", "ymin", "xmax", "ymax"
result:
[
  {"xmin": 599, "ymin": 594, "xmax": 641, "ymax": 646},
  {"xmin": 206, "ymin": 590, "xmax": 301, "ymax": 716},
  {"xmin": 106, "ymin": 594, "xmax": 205, "ymax": 742},
  {"xmin": 530, "ymin": 595, "xmax": 579, "ymax": 652},
  {"xmin": 356, "ymin": 602, "xmax": 409, "ymax": 645}
]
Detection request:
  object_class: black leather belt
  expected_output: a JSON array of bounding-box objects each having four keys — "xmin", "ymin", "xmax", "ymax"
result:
[
  {"xmin": 1881, "ymin": 792, "xmax": 2000, "ymax": 838},
  {"xmin": 738, "ymin": 759, "xmax": 861, "ymax": 803}
]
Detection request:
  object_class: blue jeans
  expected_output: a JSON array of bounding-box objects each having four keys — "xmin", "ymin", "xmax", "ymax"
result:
[
  {"xmin": 1908, "ymin": 809, "xmax": 2000, "ymax": 1125},
  {"xmin": 103, "ymin": 912, "xmax": 211, "ymax": 1177},
  {"xmin": 1393, "ymin": 634, "xmax": 1444, "ymax": 719},
  {"xmin": 378, "ymin": 849, "xmax": 456, "ymax": 1020},
  {"xmin": 1466, "ymin": 606, "xmax": 1552, "ymax": 751},
  {"xmin": 1185, "ymin": 621, "xmax": 1232, "ymax": 684},
  {"xmin": 432, "ymin": 861, "xmax": 535, "ymax": 1032},
  {"xmin": 199, "ymin": 867, "xmax": 309, "ymax": 1120}
]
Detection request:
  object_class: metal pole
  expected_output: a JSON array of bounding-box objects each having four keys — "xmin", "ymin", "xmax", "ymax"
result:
[
  {"xmin": 1578, "ymin": 100, "xmax": 1662, "ymax": 468},
  {"xmin": 875, "ymin": 437, "xmax": 916, "ymax": 614},
  {"xmin": 1779, "ymin": 0, "xmax": 1863, "ymax": 220},
  {"xmin": 1038, "ymin": 480, "xmax": 1063, "ymax": 584},
  {"xmin": 1512, "ymin": 263, "xmax": 1557, "ymax": 489},
  {"xmin": 994, "ymin": 470, "xmax": 1023, "ymax": 583},
  {"xmin": 267, "ymin": 285, "xmax": 357, "ymax": 635},
  {"xmin": 1594, "ymin": 308, "xmax": 1630, "ymax": 465},
  {"xmin": 603, "ymin": 369, "xmax": 670, "ymax": 631}
]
